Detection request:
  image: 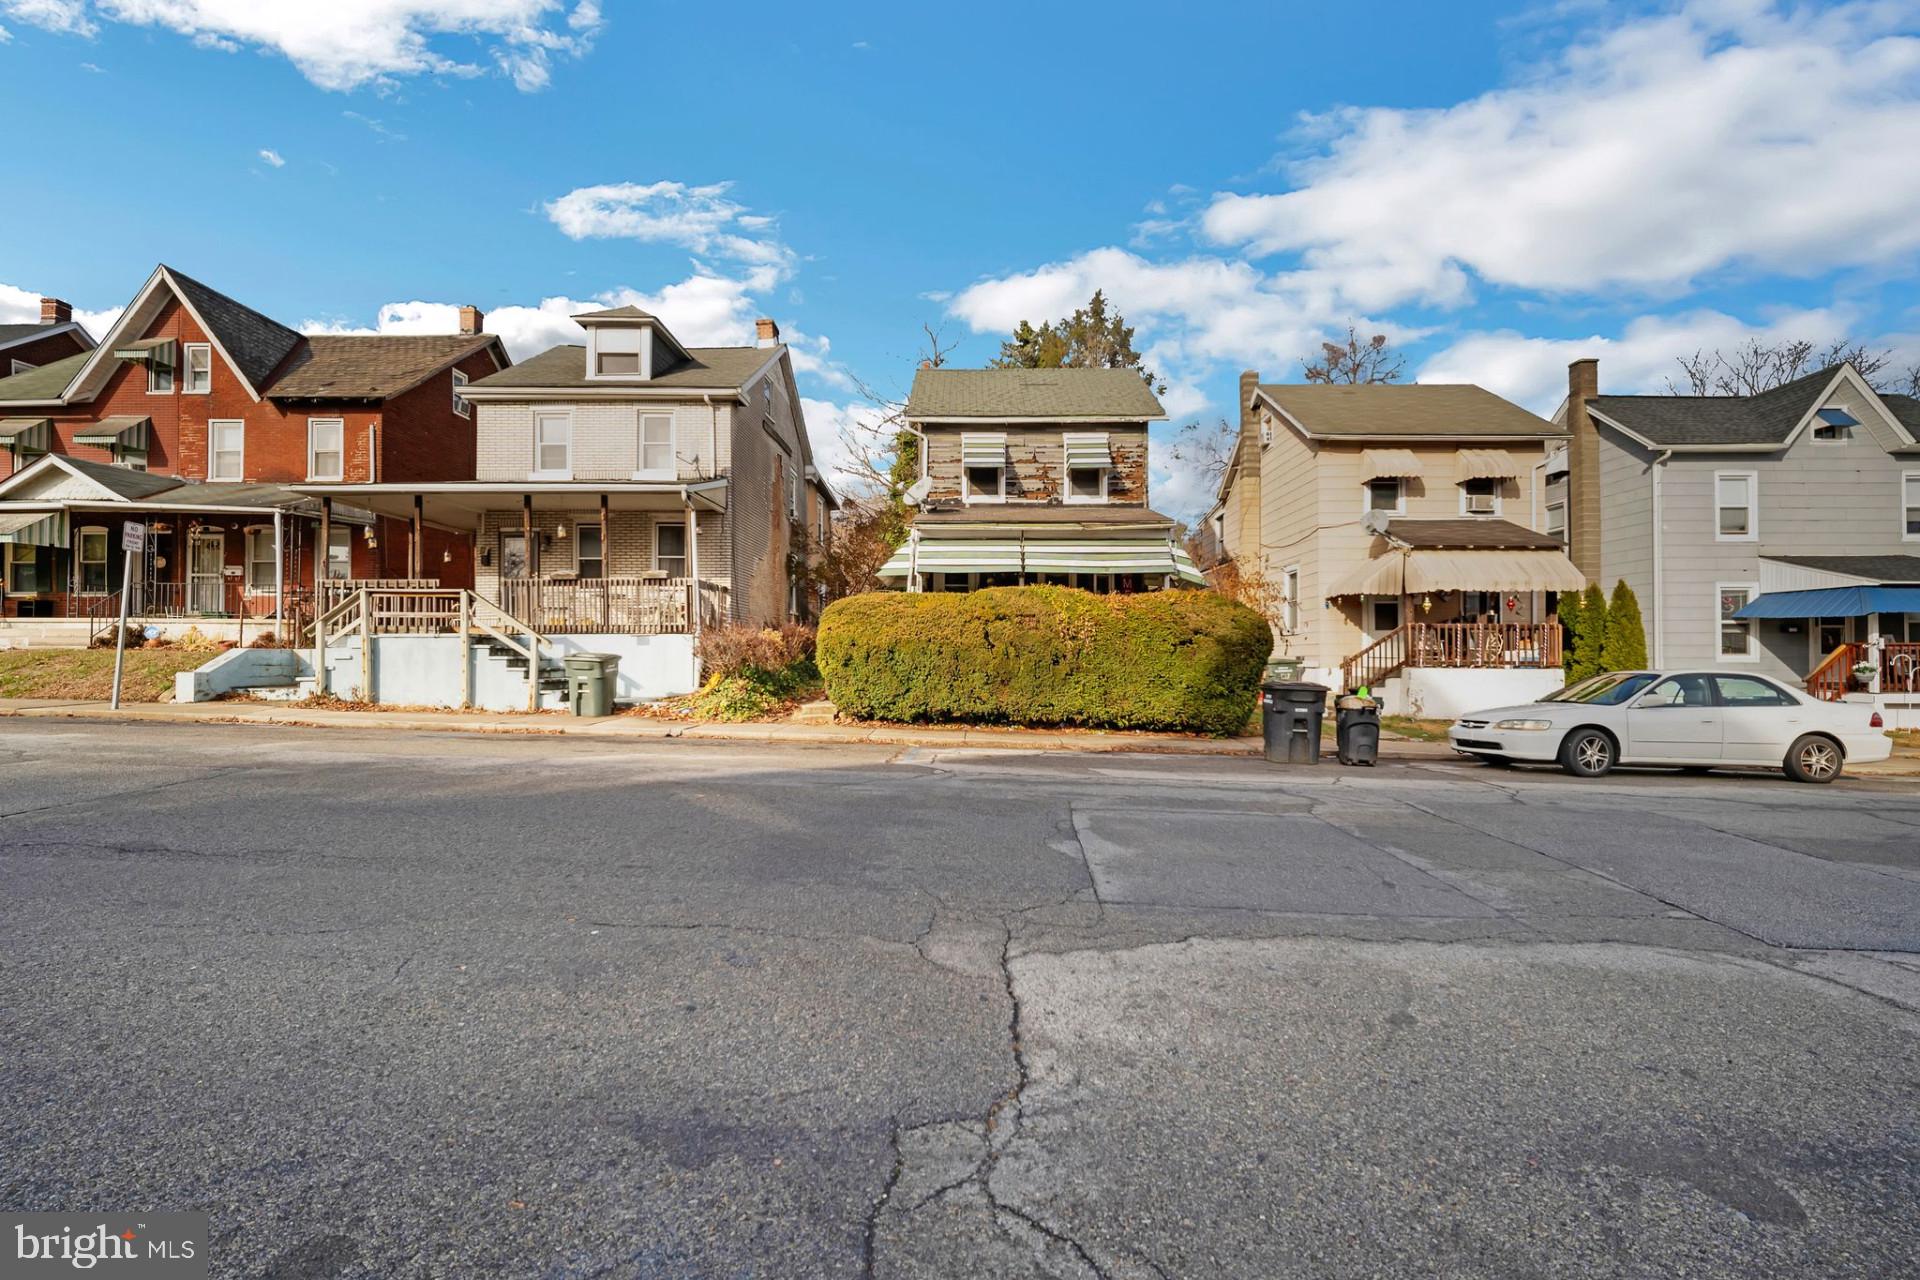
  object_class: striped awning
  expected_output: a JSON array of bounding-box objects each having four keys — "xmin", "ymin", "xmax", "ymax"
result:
[
  {"xmin": 1457, "ymin": 449, "xmax": 1520, "ymax": 480},
  {"xmin": 74, "ymin": 415, "xmax": 152, "ymax": 449},
  {"xmin": 0, "ymin": 510, "xmax": 69, "ymax": 546},
  {"xmin": 1360, "ymin": 448, "xmax": 1423, "ymax": 480},
  {"xmin": 0, "ymin": 417, "xmax": 52, "ymax": 453},
  {"xmin": 879, "ymin": 534, "xmax": 1207, "ymax": 586},
  {"xmin": 960, "ymin": 432, "xmax": 1007, "ymax": 467},
  {"xmin": 113, "ymin": 336, "xmax": 175, "ymax": 366},
  {"xmin": 1062, "ymin": 432, "xmax": 1111, "ymax": 468},
  {"xmin": 1326, "ymin": 547, "xmax": 1584, "ymax": 597}
]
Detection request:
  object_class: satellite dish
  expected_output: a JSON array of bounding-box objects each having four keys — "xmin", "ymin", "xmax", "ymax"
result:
[
  {"xmin": 903, "ymin": 476, "xmax": 932, "ymax": 507},
  {"xmin": 1361, "ymin": 509, "xmax": 1393, "ymax": 536}
]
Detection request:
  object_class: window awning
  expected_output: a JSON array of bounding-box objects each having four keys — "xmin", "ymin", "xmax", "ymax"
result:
[
  {"xmin": 113, "ymin": 337, "xmax": 176, "ymax": 367},
  {"xmin": 73, "ymin": 415, "xmax": 152, "ymax": 449},
  {"xmin": 1456, "ymin": 449, "xmax": 1520, "ymax": 480},
  {"xmin": 1732, "ymin": 586, "xmax": 1920, "ymax": 619},
  {"xmin": 1062, "ymin": 432, "xmax": 1111, "ymax": 468},
  {"xmin": 960, "ymin": 432, "xmax": 1007, "ymax": 467},
  {"xmin": 0, "ymin": 510, "xmax": 69, "ymax": 546},
  {"xmin": 1326, "ymin": 547, "xmax": 1585, "ymax": 597},
  {"xmin": 0, "ymin": 417, "xmax": 52, "ymax": 453},
  {"xmin": 1360, "ymin": 448, "xmax": 1423, "ymax": 480},
  {"xmin": 879, "ymin": 534, "xmax": 1207, "ymax": 585}
]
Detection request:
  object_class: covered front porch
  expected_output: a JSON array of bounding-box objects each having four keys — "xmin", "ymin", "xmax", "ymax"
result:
[
  {"xmin": 1734, "ymin": 557, "xmax": 1920, "ymax": 702},
  {"xmin": 878, "ymin": 507, "xmax": 1206, "ymax": 593}
]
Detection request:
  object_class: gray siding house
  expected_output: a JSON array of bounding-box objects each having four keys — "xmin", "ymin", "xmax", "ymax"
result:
[{"xmin": 1560, "ymin": 358, "xmax": 1920, "ymax": 703}]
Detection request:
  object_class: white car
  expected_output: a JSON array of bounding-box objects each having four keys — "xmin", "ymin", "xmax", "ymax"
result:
[{"xmin": 1448, "ymin": 669, "xmax": 1893, "ymax": 783}]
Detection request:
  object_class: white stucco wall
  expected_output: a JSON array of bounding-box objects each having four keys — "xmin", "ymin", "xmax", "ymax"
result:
[
  {"xmin": 318, "ymin": 633, "xmax": 698, "ymax": 710},
  {"xmin": 1389, "ymin": 668, "xmax": 1569, "ymax": 719}
]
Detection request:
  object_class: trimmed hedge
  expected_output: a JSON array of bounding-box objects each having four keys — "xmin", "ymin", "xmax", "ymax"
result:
[{"xmin": 816, "ymin": 586, "xmax": 1270, "ymax": 735}]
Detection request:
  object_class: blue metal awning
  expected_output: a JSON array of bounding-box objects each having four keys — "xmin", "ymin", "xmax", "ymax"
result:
[{"xmin": 1733, "ymin": 586, "xmax": 1920, "ymax": 619}]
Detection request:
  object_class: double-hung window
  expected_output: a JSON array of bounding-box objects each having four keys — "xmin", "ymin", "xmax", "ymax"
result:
[
  {"xmin": 208, "ymin": 420, "xmax": 244, "ymax": 480},
  {"xmin": 533, "ymin": 411, "xmax": 571, "ymax": 478},
  {"xmin": 183, "ymin": 343, "xmax": 212, "ymax": 394},
  {"xmin": 1546, "ymin": 500, "xmax": 1567, "ymax": 541},
  {"xmin": 78, "ymin": 527, "xmax": 109, "ymax": 594},
  {"xmin": 1364, "ymin": 478, "xmax": 1403, "ymax": 514},
  {"xmin": 1718, "ymin": 584, "xmax": 1757, "ymax": 660},
  {"xmin": 576, "ymin": 522, "xmax": 605, "ymax": 579},
  {"xmin": 635, "ymin": 413, "xmax": 673, "ymax": 480},
  {"xmin": 325, "ymin": 526, "xmax": 353, "ymax": 580},
  {"xmin": 4, "ymin": 544, "xmax": 40, "ymax": 594},
  {"xmin": 451, "ymin": 369, "xmax": 470, "ymax": 418},
  {"xmin": 245, "ymin": 527, "xmax": 277, "ymax": 593},
  {"xmin": 147, "ymin": 352, "xmax": 174, "ymax": 395},
  {"xmin": 654, "ymin": 521, "xmax": 688, "ymax": 577},
  {"xmin": 1283, "ymin": 566, "xmax": 1300, "ymax": 633},
  {"xmin": 1904, "ymin": 472, "xmax": 1920, "ymax": 541},
  {"xmin": 307, "ymin": 418, "xmax": 344, "ymax": 481},
  {"xmin": 1715, "ymin": 472, "xmax": 1756, "ymax": 541}
]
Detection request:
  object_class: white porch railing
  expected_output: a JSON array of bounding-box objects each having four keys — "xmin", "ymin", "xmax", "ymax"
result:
[{"xmin": 497, "ymin": 577, "xmax": 725, "ymax": 635}]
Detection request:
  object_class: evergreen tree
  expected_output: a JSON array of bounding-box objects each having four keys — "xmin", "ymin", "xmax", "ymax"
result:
[
  {"xmin": 1557, "ymin": 591, "xmax": 1586, "ymax": 675},
  {"xmin": 1602, "ymin": 579, "xmax": 1650, "ymax": 671},
  {"xmin": 992, "ymin": 290, "xmax": 1164, "ymax": 391},
  {"xmin": 1570, "ymin": 583, "xmax": 1610, "ymax": 682}
]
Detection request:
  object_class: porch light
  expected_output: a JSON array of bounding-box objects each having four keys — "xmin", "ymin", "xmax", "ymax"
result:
[
  {"xmin": 155, "ymin": 556, "xmax": 167, "ymax": 570},
  {"xmin": 555, "ymin": 522, "xmax": 569, "ymax": 540},
  {"xmin": 442, "ymin": 549, "xmax": 452, "ymax": 563},
  {"xmin": 1421, "ymin": 594, "xmax": 1433, "ymax": 613}
]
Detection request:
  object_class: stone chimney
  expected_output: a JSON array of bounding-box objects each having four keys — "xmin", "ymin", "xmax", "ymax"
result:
[
  {"xmin": 1566, "ymin": 358, "xmax": 1602, "ymax": 582},
  {"xmin": 756, "ymin": 317, "xmax": 780, "ymax": 348},
  {"xmin": 41, "ymin": 297, "xmax": 72, "ymax": 326},
  {"xmin": 457, "ymin": 305, "xmax": 484, "ymax": 336}
]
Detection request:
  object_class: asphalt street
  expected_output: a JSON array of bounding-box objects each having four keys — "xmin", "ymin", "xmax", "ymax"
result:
[{"xmin": 2, "ymin": 720, "xmax": 1917, "ymax": 1279}]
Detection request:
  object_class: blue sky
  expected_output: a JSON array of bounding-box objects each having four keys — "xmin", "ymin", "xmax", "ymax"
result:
[{"xmin": 2, "ymin": 0, "xmax": 1917, "ymax": 517}]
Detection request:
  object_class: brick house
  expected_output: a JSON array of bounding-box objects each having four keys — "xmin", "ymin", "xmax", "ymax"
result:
[
  {"xmin": 0, "ymin": 296, "xmax": 94, "ymax": 377},
  {"xmin": 0, "ymin": 265, "xmax": 506, "ymax": 635}
]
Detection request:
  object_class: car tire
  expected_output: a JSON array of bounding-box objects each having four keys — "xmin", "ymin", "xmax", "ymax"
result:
[
  {"xmin": 1560, "ymin": 728, "xmax": 1615, "ymax": 778},
  {"xmin": 1784, "ymin": 734, "xmax": 1843, "ymax": 784}
]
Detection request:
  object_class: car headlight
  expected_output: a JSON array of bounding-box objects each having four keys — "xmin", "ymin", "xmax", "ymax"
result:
[{"xmin": 1495, "ymin": 718, "xmax": 1554, "ymax": 730}]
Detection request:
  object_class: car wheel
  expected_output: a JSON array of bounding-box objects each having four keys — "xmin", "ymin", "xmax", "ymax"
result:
[
  {"xmin": 1560, "ymin": 728, "xmax": 1615, "ymax": 778},
  {"xmin": 1784, "ymin": 734, "xmax": 1842, "ymax": 784}
]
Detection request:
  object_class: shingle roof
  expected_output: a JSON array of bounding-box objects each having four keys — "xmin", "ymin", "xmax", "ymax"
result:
[
  {"xmin": 0, "ymin": 350, "xmax": 88, "ymax": 402},
  {"xmin": 1257, "ymin": 383, "xmax": 1562, "ymax": 439},
  {"xmin": 1387, "ymin": 518, "xmax": 1564, "ymax": 550},
  {"xmin": 912, "ymin": 505, "xmax": 1173, "ymax": 528},
  {"xmin": 0, "ymin": 323, "xmax": 53, "ymax": 344},
  {"xmin": 1764, "ymin": 554, "xmax": 1920, "ymax": 583},
  {"xmin": 148, "ymin": 480, "xmax": 317, "ymax": 510},
  {"xmin": 45, "ymin": 454, "xmax": 182, "ymax": 500},
  {"xmin": 164, "ymin": 266, "xmax": 304, "ymax": 393},
  {"xmin": 268, "ymin": 334, "xmax": 498, "ymax": 399},
  {"xmin": 1585, "ymin": 366, "xmax": 1840, "ymax": 447},
  {"xmin": 573, "ymin": 305, "xmax": 657, "ymax": 321},
  {"xmin": 906, "ymin": 368, "xmax": 1165, "ymax": 421},
  {"xmin": 1882, "ymin": 393, "xmax": 1920, "ymax": 439},
  {"xmin": 469, "ymin": 343, "xmax": 778, "ymax": 391}
]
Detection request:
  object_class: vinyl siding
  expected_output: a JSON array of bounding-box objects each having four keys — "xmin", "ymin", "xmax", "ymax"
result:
[{"xmin": 475, "ymin": 400, "xmax": 727, "ymax": 483}]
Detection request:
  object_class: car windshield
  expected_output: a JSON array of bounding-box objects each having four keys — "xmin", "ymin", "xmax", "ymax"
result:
[{"xmin": 1541, "ymin": 672, "xmax": 1659, "ymax": 706}]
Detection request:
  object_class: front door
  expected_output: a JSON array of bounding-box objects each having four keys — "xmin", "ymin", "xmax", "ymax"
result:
[
  {"xmin": 1813, "ymin": 616, "xmax": 1856, "ymax": 668},
  {"xmin": 1624, "ymin": 673, "xmax": 1722, "ymax": 762},
  {"xmin": 498, "ymin": 532, "xmax": 532, "ymax": 580},
  {"xmin": 189, "ymin": 530, "xmax": 226, "ymax": 613}
]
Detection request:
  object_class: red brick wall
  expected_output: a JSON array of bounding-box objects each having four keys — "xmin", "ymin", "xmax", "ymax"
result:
[{"xmin": 2, "ymin": 328, "xmax": 90, "ymax": 375}]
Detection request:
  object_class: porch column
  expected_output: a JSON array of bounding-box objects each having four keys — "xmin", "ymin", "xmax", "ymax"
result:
[
  {"xmin": 685, "ymin": 490, "xmax": 701, "ymax": 643},
  {"xmin": 314, "ymin": 498, "xmax": 332, "ymax": 695},
  {"xmin": 1868, "ymin": 612, "xmax": 1883, "ymax": 694},
  {"xmin": 272, "ymin": 509, "xmax": 284, "ymax": 626},
  {"xmin": 521, "ymin": 493, "xmax": 534, "ymax": 617},
  {"xmin": 410, "ymin": 495, "xmax": 424, "ymax": 581},
  {"xmin": 599, "ymin": 492, "xmax": 611, "ymax": 631}
]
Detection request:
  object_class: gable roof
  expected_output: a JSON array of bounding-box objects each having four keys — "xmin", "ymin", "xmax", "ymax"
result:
[
  {"xmin": 0, "ymin": 321, "xmax": 91, "ymax": 353},
  {"xmin": 1882, "ymin": 393, "xmax": 1920, "ymax": 437},
  {"xmin": 1255, "ymin": 383, "xmax": 1563, "ymax": 439},
  {"xmin": 906, "ymin": 368, "xmax": 1166, "ymax": 421},
  {"xmin": 0, "ymin": 452, "xmax": 181, "ymax": 502},
  {"xmin": 1585, "ymin": 365, "xmax": 1843, "ymax": 448},
  {"xmin": 468, "ymin": 343, "xmax": 779, "ymax": 393},
  {"xmin": 0, "ymin": 350, "xmax": 90, "ymax": 402},
  {"xmin": 162, "ymin": 265, "xmax": 305, "ymax": 393},
  {"xmin": 268, "ymin": 334, "xmax": 502, "ymax": 400},
  {"xmin": 573, "ymin": 305, "xmax": 656, "ymax": 322},
  {"xmin": 1386, "ymin": 518, "xmax": 1565, "ymax": 550},
  {"xmin": 1764, "ymin": 554, "xmax": 1920, "ymax": 584}
]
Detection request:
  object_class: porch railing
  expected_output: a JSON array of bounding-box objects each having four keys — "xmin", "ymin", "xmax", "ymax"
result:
[
  {"xmin": 1806, "ymin": 641, "xmax": 1920, "ymax": 700},
  {"xmin": 63, "ymin": 584, "xmax": 313, "ymax": 643},
  {"xmin": 496, "ymin": 577, "xmax": 725, "ymax": 635},
  {"xmin": 1341, "ymin": 621, "xmax": 1563, "ymax": 692}
]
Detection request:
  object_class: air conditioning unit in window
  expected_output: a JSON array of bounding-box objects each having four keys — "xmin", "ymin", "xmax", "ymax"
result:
[{"xmin": 1465, "ymin": 493, "xmax": 1497, "ymax": 515}]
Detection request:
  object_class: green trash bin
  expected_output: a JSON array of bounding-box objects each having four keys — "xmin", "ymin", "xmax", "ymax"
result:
[{"xmin": 564, "ymin": 652, "xmax": 620, "ymax": 717}]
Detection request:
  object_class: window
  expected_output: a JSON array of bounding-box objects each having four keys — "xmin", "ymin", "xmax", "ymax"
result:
[
  {"xmin": 1715, "ymin": 472, "xmax": 1756, "ymax": 541},
  {"xmin": 183, "ymin": 343, "xmax": 212, "ymax": 394},
  {"xmin": 1714, "ymin": 675, "xmax": 1796, "ymax": 707},
  {"xmin": 1811, "ymin": 406, "xmax": 1857, "ymax": 444},
  {"xmin": 1283, "ymin": 566, "xmax": 1300, "ymax": 633},
  {"xmin": 1904, "ymin": 472, "xmax": 1920, "ymax": 541},
  {"xmin": 1370, "ymin": 598, "xmax": 1401, "ymax": 635},
  {"xmin": 1718, "ymin": 584, "xmax": 1757, "ymax": 660},
  {"xmin": 964, "ymin": 464, "xmax": 1005, "ymax": 502},
  {"xmin": 961, "ymin": 433, "xmax": 1007, "ymax": 502},
  {"xmin": 1364, "ymin": 478, "xmax": 1403, "ymax": 514},
  {"xmin": 4, "ymin": 544, "xmax": 40, "ymax": 594},
  {"xmin": 325, "ymin": 526, "xmax": 352, "ymax": 580},
  {"xmin": 10, "ymin": 359, "xmax": 35, "ymax": 376},
  {"xmin": 1460, "ymin": 477, "xmax": 1501, "ymax": 516},
  {"xmin": 245, "ymin": 527, "xmax": 277, "ymax": 592},
  {"xmin": 451, "ymin": 369, "xmax": 470, "ymax": 418},
  {"xmin": 147, "ymin": 354, "xmax": 174, "ymax": 395},
  {"xmin": 597, "ymin": 350, "xmax": 641, "ymax": 376},
  {"xmin": 1066, "ymin": 467, "xmax": 1107, "ymax": 502},
  {"xmin": 78, "ymin": 527, "xmax": 109, "ymax": 594},
  {"xmin": 1546, "ymin": 500, "xmax": 1567, "ymax": 540},
  {"xmin": 576, "ymin": 522, "xmax": 605, "ymax": 579},
  {"xmin": 636, "ymin": 413, "xmax": 673, "ymax": 478},
  {"xmin": 1639, "ymin": 674, "xmax": 1715, "ymax": 708},
  {"xmin": 654, "ymin": 521, "xmax": 688, "ymax": 577},
  {"xmin": 208, "ymin": 420, "xmax": 244, "ymax": 480},
  {"xmin": 533, "ymin": 411, "xmax": 571, "ymax": 477},
  {"xmin": 307, "ymin": 418, "xmax": 344, "ymax": 481},
  {"xmin": 789, "ymin": 467, "xmax": 801, "ymax": 520}
]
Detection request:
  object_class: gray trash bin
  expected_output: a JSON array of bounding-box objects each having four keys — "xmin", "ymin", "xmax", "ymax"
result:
[
  {"xmin": 564, "ymin": 652, "xmax": 620, "ymax": 717},
  {"xmin": 1261, "ymin": 681, "xmax": 1329, "ymax": 765},
  {"xmin": 1336, "ymin": 695, "xmax": 1381, "ymax": 766}
]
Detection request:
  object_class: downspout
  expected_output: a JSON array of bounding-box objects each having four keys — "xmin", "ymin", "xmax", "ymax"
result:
[{"xmin": 1651, "ymin": 449, "xmax": 1672, "ymax": 668}]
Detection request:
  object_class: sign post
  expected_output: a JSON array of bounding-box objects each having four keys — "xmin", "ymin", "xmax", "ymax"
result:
[{"xmin": 109, "ymin": 522, "xmax": 143, "ymax": 711}]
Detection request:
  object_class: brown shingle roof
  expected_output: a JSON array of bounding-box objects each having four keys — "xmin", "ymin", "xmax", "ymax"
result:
[
  {"xmin": 1388, "ymin": 518, "xmax": 1564, "ymax": 550},
  {"xmin": 268, "ymin": 334, "xmax": 499, "ymax": 400},
  {"xmin": 906, "ymin": 368, "xmax": 1165, "ymax": 421},
  {"xmin": 1258, "ymin": 383, "xmax": 1563, "ymax": 439},
  {"xmin": 912, "ymin": 505, "xmax": 1174, "ymax": 529},
  {"xmin": 469, "ymin": 343, "xmax": 778, "ymax": 392}
]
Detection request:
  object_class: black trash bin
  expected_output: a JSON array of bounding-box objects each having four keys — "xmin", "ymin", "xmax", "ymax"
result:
[
  {"xmin": 1260, "ymin": 681, "xmax": 1329, "ymax": 765},
  {"xmin": 1335, "ymin": 695, "xmax": 1381, "ymax": 766}
]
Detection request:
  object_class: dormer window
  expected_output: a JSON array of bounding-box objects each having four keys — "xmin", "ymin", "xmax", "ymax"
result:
[
  {"xmin": 1812, "ymin": 406, "xmax": 1858, "ymax": 443},
  {"xmin": 586, "ymin": 323, "xmax": 649, "ymax": 380},
  {"xmin": 598, "ymin": 350, "xmax": 640, "ymax": 376}
]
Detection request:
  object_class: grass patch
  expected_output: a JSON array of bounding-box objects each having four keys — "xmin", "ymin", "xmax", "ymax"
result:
[
  {"xmin": 1380, "ymin": 716, "xmax": 1455, "ymax": 742},
  {"xmin": 0, "ymin": 649, "xmax": 210, "ymax": 702}
]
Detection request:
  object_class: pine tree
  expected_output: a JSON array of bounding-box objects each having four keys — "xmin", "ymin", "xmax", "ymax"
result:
[
  {"xmin": 992, "ymin": 290, "xmax": 1163, "ymax": 391},
  {"xmin": 1570, "ymin": 583, "xmax": 1610, "ymax": 682},
  {"xmin": 1602, "ymin": 579, "xmax": 1650, "ymax": 671},
  {"xmin": 1557, "ymin": 591, "xmax": 1585, "ymax": 675}
]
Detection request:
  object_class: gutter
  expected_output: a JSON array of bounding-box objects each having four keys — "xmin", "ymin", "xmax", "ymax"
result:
[{"xmin": 1651, "ymin": 448, "xmax": 1672, "ymax": 667}]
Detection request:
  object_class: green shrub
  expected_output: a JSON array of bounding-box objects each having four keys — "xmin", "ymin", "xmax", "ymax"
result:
[
  {"xmin": 816, "ymin": 586, "xmax": 1270, "ymax": 735},
  {"xmin": 1567, "ymin": 582, "xmax": 1610, "ymax": 682},
  {"xmin": 1601, "ymin": 579, "xmax": 1649, "ymax": 671}
]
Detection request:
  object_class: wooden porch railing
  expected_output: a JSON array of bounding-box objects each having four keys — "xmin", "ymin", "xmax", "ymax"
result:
[
  {"xmin": 1804, "ymin": 643, "xmax": 1861, "ymax": 702},
  {"xmin": 1806, "ymin": 641, "xmax": 1920, "ymax": 700},
  {"xmin": 1341, "ymin": 621, "xmax": 1563, "ymax": 692},
  {"xmin": 497, "ymin": 577, "xmax": 724, "ymax": 636}
]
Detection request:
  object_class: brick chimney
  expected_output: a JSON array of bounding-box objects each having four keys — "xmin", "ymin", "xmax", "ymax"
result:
[
  {"xmin": 1566, "ymin": 358, "xmax": 1602, "ymax": 582},
  {"xmin": 40, "ymin": 297, "xmax": 72, "ymax": 326},
  {"xmin": 457, "ymin": 305, "xmax": 484, "ymax": 336},
  {"xmin": 756, "ymin": 317, "xmax": 780, "ymax": 348}
]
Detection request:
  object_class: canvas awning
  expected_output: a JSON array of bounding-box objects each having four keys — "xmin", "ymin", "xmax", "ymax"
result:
[
  {"xmin": 1732, "ymin": 586, "xmax": 1920, "ymax": 619},
  {"xmin": 1456, "ymin": 449, "xmax": 1520, "ymax": 480},
  {"xmin": 1326, "ymin": 547, "xmax": 1585, "ymax": 597},
  {"xmin": 73, "ymin": 415, "xmax": 152, "ymax": 449},
  {"xmin": 0, "ymin": 417, "xmax": 52, "ymax": 453},
  {"xmin": 960, "ymin": 432, "xmax": 1007, "ymax": 467},
  {"xmin": 112, "ymin": 336, "xmax": 176, "ymax": 367},
  {"xmin": 0, "ymin": 510, "xmax": 69, "ymax": 546},
  {"xmin": 1360, "ymin": 448, "xmax": 1423, "ymax": 480},
  {"xmin": 879, "ymin": 534, "xmax": 1207, "ymax": 585},
  {"xmin": 1062, "ymin": 432, "xmax": 1111, "ymax": 468}
]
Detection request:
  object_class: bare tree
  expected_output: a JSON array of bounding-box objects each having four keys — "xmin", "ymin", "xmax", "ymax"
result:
[
  {"xmin": 1667, "ymin": 338, "xmax": 1895, "ymax": 396},
  {"xmin": 833, "ymin": 323, "xmax": 957, "ymax": 501},
  {"xmin": 1168, "ymin": 417, "xmax": 1237, "ymax": 491},
  {"xmin": 1302, "ymin": 326, "xmax": 1405, "ymax": 385}
]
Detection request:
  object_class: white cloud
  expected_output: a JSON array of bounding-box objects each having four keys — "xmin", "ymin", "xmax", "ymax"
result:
[
  {"xmin": 798, "ymin": 397, "xmax": 893, "ymax": 495},
  {"xmin": 544, "ymin": 180, "xmax": 795, "ymax": 282},
  {"xmin": 1200, "ymin": 1, "xmax": 1920, "ymax": 311},
  {"xmin": 258, "ymin": 147, "xmax": 285, "ymax": 168},
  {"xmin": 0, "ymin": 0, "xmax": 603, "ymax": 92},
  {"xmin": 0, "ymin": 280, "xmax": 122, "ymax": 340}
]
